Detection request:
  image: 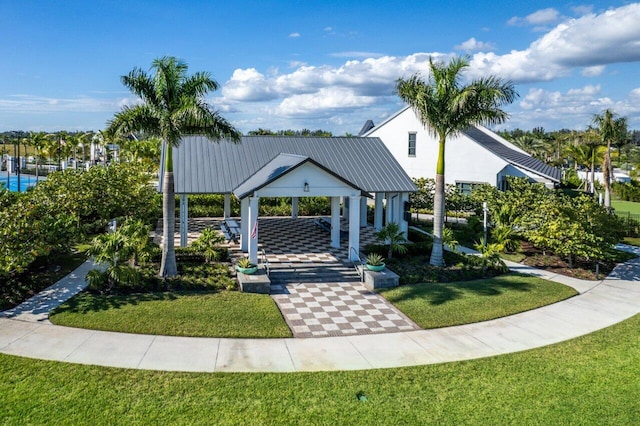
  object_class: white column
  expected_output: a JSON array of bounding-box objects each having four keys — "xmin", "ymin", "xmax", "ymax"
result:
[
  {"xmin": 374, "ymin": 193, "xmax": 384, "ymax": 230},
  {"xmin": 348, "ymin": 195, "xmax": 361, "ymax": 261},
  {"xmin": 331, "ymin": 196, "xmax": 341, "ymax": 248},
  {"xmin": 292, "ymin": 197, "xmax": 299, "ymax": 219},
  {"xmin": 224, "ymin": 194, "xmax": 231, "ymax": 219},
  {"xmin": 248, "ymin": 196, "xmax": 260, "ymax": 264},
  {"xmin": 240, "ymin": 197, "xmax": 249, "ymax": 252},
  {"xmin": 400, "ymin": 192, "xmax": 409, "ymax": 238},
  {"xmin": 360, "ymin": 196, "xmax": 367, "ymax": 227},
  {"xmin": 180, "ymin": 195, "xmax": 188, "ymax": 247},
  {"xmin": 385, "ymin": 193, "xmax": 393, "ymax": 225}
]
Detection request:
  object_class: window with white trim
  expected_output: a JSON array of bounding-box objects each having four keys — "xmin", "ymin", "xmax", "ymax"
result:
[{"xmin": 408, "ymin": 132, "xmax": 416, "ymax": 157}]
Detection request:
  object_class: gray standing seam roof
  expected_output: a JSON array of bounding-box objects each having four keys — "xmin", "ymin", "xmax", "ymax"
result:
[
  {"xmin": 171, "ymin": 135, "xmax": 417, "ymax": 195},
  {"xmin": 463, "ymin": 127, "xmax": 562, "ymax": 183}
]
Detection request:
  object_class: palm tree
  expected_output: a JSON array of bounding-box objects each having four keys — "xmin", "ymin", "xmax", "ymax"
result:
[
  {"xmin": 23, "ymin": 131, "xmax": 49, "ymax": 183},
  {"xmin": 106, "ymin": 56, "xmax": 240, "ymax": 277},
  {"xmin": 592, "ymin": 109, "xmax": 628, "ymax": 208},
  {"xmin": 395, "ymin": 56, "xmax": 517, "ymax": 266},
  {"xmin": 512, "ymin": 135, "xmax": 544, "ymax": 157}
]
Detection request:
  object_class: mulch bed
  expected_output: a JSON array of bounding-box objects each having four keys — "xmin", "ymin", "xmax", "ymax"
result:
[{"xmin": 515, "ymin": 241, "xmax": 620, "ymax": 281}]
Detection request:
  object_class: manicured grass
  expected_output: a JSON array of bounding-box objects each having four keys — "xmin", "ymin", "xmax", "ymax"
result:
[
  {"xmin": 624, "ymin": 236, "xmax": 640, "ymax": 247},
  {"xmin": 381, "ymin": 274, "xmax": 577, "ymax": 329},
  {"xmin": 612, "ymin": 199, "xmax": 640, "ymax": 214},
  {"xmin": 2, "ymin": 314, "xmax": 640, "ymax": 424},
  {"xmin": 499, "ymin": 251, "xmax": 527, "ymax": 263},
  {"xmin": 50, "ymin": 291, "xmax": 292, "ymax": 338}
]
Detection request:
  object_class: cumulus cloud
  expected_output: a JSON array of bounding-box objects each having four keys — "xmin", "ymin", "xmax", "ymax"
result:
[
  {"xmin": 213, "ymin": 4, "xmax": 640, "ymax": 133},
  {"xmin": 505, "ymin": 83, "xmax": 640, "ymax": 130},
  {"xmin": 454, "ymin": 37, "xmax": 496, "ymax": 52},
  {"xmin": 469, "ymin": 4, "xmax": 640, "ymax": 82},
  {"xmin": 221, "ymin": 68, "xmax": 278, "ymax": 102},
  {"xmin": 289, "ymin": 32, "xmax": 300, "ymax": 38},
  {"xmin": 277, "ymin": 87, "xmax": 379, "ymax": 116}
]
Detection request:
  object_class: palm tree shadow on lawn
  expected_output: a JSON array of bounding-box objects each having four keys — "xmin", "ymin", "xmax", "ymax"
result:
[
  {"xmin": 52, "ymin": 292, "xmax": 181, "ymax": 315},
  {"xmin": 383, "ymin": 274, "xmax": 535, "ymax": 306}
]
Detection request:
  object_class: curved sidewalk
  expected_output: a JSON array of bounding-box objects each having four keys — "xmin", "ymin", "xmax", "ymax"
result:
[{"xmin": 1, "ymin": 247, "xmax": 639, "ymax": 373}]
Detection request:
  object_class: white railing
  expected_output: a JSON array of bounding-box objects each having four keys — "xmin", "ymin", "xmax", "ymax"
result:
[
  {"xmin": 260, "ymin": 249, "xmax": 270, "ymax": 276},
  {"xmin": 350, "ymin": 247, "xmax": 364, "ymax": 282}
]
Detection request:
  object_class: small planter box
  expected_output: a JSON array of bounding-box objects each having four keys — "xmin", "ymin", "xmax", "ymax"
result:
[
  {"xmin": 237, "ymin": 267, "xmax": 271, "ymax": 294},
  {"xmin": 358, "ymin": 265, "xmax": 399, "ymax": 291}
]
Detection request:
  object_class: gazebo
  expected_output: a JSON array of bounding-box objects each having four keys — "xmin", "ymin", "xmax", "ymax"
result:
[{"xmin": 162, "ymin": 135, "xmax": 416, "ymax": 264}]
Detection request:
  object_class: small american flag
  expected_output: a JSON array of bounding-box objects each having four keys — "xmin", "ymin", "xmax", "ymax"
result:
[{"xmin": 250, "ymin": 220, "xmax": 258, "ymax": 239}]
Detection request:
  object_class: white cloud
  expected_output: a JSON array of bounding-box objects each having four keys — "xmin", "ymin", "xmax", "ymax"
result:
[
  {"xmin": 289, "ymin": 32, "xmax": 300, "ymax": 38},
  {"xmin": 0, "ymin": 94, "xmax": 130, "ymax": 113},
  {"xmin": 288, "ymin": 60, "xmax": 307, "ymax": 68},
  {"xmin": 508, "ymin": 8, "xmax": 560, "ymax": 27},
  {"xmin": 454, "ymin": 37, "xmax": 496, "ymax": 52},
  {"xmin": 469, "ymin": 4, "xmax": 640, "ymax": 82},
  {"xmin": 571, "ymin": 5, "xmax": 594, "ymax": 16},
  {"xmin": 277, "ymin": 87, "xmax": 378, "ymax": 116},
  {"xmin": 581, "ymin": 65, "xmax": 605, "ymax": 77},
  {"xmin": 212, "ymin": 4, "xmax": 640, "ymax": 133},
  {"xmin": 221, "ymin": 68, "xmax": 278, "ymax": 102},
  {"xmin": 505, "ymin": 84, "xmax": 640, "ymax": 131}
]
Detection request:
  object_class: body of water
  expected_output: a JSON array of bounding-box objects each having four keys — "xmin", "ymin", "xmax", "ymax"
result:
[{"xmin": 1, "ymin": 175, "xmax": 39, "ymax": 192}]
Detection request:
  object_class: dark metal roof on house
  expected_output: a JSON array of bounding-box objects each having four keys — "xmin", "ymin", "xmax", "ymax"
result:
[
  {"xmin": 358, "ymin": 119, "xmax": 375, "ymax": 136},
  {"xmin": 170, "ymin": 135, "xmax": 417, "ymax": 195},
  {"xmin": 463, "ymin": 126, "xmax": 562, "ymax": 183}
]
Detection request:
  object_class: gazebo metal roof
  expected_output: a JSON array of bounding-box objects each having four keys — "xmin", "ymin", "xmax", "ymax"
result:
[{"xmin": 168, "ymin": 135, "xmax": 417, "ymax": 195}]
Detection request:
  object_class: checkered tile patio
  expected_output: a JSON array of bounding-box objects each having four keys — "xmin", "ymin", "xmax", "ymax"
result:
[
  {"xmin": 156, "ymin": 216, "xmax": 420, "ymax": 338},
  {"xmin": 271, "ymin": 282, "xmax": 419, "ymax": 338}
]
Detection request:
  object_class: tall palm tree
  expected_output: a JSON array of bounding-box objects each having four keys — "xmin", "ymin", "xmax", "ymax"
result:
[
  {"xmin": 592, "ymin": 109, "xmax": 628, "ymax": 207},
  {"xmin": 106, "ymin": 56, "xmax": 240, "ymax": 277},
  {"xmin": 396, "ymin": 56, "xmax": 517, "ymax": 266}
]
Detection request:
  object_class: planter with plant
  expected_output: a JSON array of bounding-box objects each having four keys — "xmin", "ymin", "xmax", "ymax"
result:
[
  {"xmin": 365, "ymin": 253, "xmax": 386, "ymax": 272},
  {"xmin": 236, "ymin": 257, "xmax": 258, "ymax": 275}
]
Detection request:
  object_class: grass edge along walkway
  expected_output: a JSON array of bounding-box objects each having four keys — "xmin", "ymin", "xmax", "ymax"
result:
[{"xmin": 1, "ymin": 313, "xmax": 640, "ymax": 424}]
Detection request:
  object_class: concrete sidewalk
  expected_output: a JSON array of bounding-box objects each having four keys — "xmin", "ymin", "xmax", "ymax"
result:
[{"xmin": 0, "ymin": 246, "xmax": 638, "ymax": 372}]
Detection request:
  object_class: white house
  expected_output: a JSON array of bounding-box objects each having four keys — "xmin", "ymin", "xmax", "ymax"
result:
[{"xmin": 362, "ymin": 106, "xmax": 561, "ymax": 191}]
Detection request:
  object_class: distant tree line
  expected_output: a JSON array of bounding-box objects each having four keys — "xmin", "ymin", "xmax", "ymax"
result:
[{"xmin": 247, "ymin": 128, "xmax": 333, "ymax": 137}]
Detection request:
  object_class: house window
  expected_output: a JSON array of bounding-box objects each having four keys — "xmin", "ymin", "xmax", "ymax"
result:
[
  {"xmin": 408, "ymin": 133, "xmax": 416, "ymax": 157},
  {"xmin": 456, "ymin": 181, "xmax": 486, "ymax": 195}
]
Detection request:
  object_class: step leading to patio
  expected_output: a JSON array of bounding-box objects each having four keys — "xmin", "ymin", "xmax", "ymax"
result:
[{"xmin": 268, "ymin": 262, "xmax": 361, "ymax": 288}]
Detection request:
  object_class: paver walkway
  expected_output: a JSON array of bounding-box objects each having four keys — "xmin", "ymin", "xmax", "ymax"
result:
[{"xmin": 1, "ymin": 245, "xmax": 639, "ymax": 372}]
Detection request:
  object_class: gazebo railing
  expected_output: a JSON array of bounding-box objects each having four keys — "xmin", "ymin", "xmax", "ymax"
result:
[{"xmin": 350, "ymin": 247, "xmax": 364, "ymax": 282}]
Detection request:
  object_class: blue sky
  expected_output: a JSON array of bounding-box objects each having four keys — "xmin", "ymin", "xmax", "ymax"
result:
[{"xmin": 1, "ymin": 0, "xmax": 639, "ymax": 134}]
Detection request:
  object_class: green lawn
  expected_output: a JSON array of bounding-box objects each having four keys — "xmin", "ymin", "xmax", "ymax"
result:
[
  {"xmin": 612, "ymin": 199, "xmax": 640, "ymax": 214},
  {"xmin": 2, "ymin": 314, "xmax": 640, "ymax": 424},
  {"xmin": 381, "ymin": 274, "xmax": 577, "ymax": 329},
  {"xmin": 50, "ymin": 291, "xmax": 292, "ymax": 338}
]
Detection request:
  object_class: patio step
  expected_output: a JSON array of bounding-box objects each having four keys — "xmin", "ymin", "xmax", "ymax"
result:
[{"xmin": 268, "ymin": 262, "xmax": 361, "ymax": 285}]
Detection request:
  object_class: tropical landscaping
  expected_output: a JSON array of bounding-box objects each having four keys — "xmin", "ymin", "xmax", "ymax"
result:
[{"xmin": 2, "ymin": 54, "xmax": 640, "ymax": 425}]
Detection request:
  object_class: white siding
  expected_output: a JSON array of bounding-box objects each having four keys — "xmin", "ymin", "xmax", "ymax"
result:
[{"xmin": 367, "ymin": 108, "xmax": 510, "ymax": 186}]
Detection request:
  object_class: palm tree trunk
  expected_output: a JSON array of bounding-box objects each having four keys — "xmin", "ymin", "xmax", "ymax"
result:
[
  {"xmin": 603, "ymin": 144, "xmax": 612, "ymax": 208},
  {"xmin": 160, "ymin": 144, "xmax": 178, "ymax": 277},
  {"xmin": 430, "ymin": 138, "xmax": 446, "ymax": 267}
]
